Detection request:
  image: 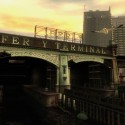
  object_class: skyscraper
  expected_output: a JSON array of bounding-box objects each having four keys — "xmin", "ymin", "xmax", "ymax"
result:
[
  {"xmin": 112, "ymin": 16, "xmax": 125, "ymax": 26},
  {"xmin": 83, "ymin": 9, "xmax": 111, "ymax": 47},
  {"xmin": 112, "ymin": 16, "xmax": 125, "ymax": 56}
]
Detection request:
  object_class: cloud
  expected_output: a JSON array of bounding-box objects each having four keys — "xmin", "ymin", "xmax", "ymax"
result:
[
  {"xmin": 0, "ymin": 0, "xmax": 84, "ymax": 35},
  {"xmin": 35, "ymin": 0, "xmax": 84, "ymax": 15},
  {"xmin": 0, "ymin": 14, "xmax": 61, "ymax": 34},
  {"xmin": 0, "ymin": 0, "xmax": 125, "ymax": 36},
  {"xmin": 0, "ymin": 13, "xmax": 83, "ymax": 36}
]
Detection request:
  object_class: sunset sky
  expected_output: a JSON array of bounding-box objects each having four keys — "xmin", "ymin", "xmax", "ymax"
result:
[{"xmin": 0, "ymin": 0, "xmax": 125, "ymax": 36}]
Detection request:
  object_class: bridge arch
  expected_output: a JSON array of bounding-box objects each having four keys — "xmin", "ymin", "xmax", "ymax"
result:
[
  {"xmin": 0, "ymin": 55, "xmax": 58, "ymax": 91},
  {"xmin": 68, "ymin": 55, "xmax": 104, "ymax": 64},
  {"xmin": 9, "ymin": 51, "xmax": 59, "ymax": 67},
  {"xmin": 68, "ymin": 60, "xmax": 111, "ymax": 89},
  {"xmin": 0, "ymin": 46, "xmax": 59, "ymax": 67}
]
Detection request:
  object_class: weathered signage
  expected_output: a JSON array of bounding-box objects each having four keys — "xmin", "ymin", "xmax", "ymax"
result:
[{"xmin": 0, "ymin": 32, "xmax": 111, "ymax": 55}]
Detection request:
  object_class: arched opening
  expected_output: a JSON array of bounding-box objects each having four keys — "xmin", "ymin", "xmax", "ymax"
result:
[
  {"xmin": 68, "ymin": 60, "xmax": 111, "ymax": 89},
  {"xmin": 0, "ymin": 56, "xmax": 57, "ymax": 91},
  {"xmin": 0, "ymin": 56, "xmax": 58, "ymax": 124}
]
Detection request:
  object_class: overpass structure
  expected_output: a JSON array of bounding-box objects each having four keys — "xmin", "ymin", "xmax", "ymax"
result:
[
  {"xmin": 0, "ymin": 31, "xmax": 119, "ymax": 91},
  {"xmin": 0, "ymin": 31, "xmax": 125, "ymax": 125}
]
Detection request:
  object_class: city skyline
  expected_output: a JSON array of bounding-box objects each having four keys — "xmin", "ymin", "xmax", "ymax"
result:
[{"xmin": 0, "ymin": 0, "xmax": 125, "ymax": 36}]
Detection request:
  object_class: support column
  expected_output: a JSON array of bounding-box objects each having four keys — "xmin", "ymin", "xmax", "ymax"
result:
[
  {"xmin": 68, "ymin": 67, "xmax": 70, "ymax": 88},
  {"xmin": 73, "ymin": 99, "xmax": 76, "ymax": 111},
  {"xmin": 112, "ymin": 57, "xmax": 119, "ymax": 84},
  {"xmin": 112, "ymin": 48, "xmax": 119, "ymax": 85},
  {"xmin": 56, "ymin": 67, "xmax": 60, "ymax": 92},
  {"xmin": 59, "ymin": 55, "xmax": 70, "ymax": 93}
]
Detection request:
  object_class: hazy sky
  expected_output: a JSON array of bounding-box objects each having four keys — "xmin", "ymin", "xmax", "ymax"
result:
[{"xmin": 0, "ymin": 0, "xmax": 125, "ymax": 36}]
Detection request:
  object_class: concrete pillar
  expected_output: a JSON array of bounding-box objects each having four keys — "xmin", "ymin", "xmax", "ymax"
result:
[
  {"xmin": 112, "ymin": 56, "xmax": 119, "ymax": 84},
  {"xmin": 59, "ymin": 55, "xmax": 70, "ymax": 93},
  {"xmin": 68, "ymin": 67, "xmax": 70, "ymax": 87},
  {"xmin": 73, "ymin": 99, "xmax": 76, "ymax": 111},
  {"xmin": 56, "ymin": 67, "xmax": 60, "ymax": 92}
]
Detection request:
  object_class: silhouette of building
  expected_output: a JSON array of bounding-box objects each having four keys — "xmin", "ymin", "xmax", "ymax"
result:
[
  {"xmin": 112, "ymin": 16, "xmax": 125, "ymax": 56},
  {"xmin": 83, "ymin": 8, "xmax": 112, "ymax": 47},
  {"xmin": 112, "ymin": 16, "xmax": 125, "ymax": 26}
]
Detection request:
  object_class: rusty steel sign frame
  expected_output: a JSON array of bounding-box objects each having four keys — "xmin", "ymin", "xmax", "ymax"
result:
[{"xmin": 34, "ymin": 25, "xmax": 83, "ymax": 43}]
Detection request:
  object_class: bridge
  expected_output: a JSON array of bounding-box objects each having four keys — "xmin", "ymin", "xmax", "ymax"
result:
[
  {"xmin": 0, "ymin": 31, "xmax": 124, "ymax": 125},
  {"xmin": 0, "ymin": 31, "xmax": 117, "ymax": 89}
]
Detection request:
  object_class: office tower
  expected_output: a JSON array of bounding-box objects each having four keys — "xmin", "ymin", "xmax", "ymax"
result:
[
  {"xmin": 83, "ymin": 9, "xmax": 111, "ymax": 47},
  {"xmin": 112, "ymin": 16, "xmax": 125, "ymax": 56},
  {"xmin": 112, "ymin": 16, "xmax": 125, "ymax": 26}
]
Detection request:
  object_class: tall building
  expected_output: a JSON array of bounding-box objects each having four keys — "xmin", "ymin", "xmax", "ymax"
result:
[
  {"xmin": 83, "ymin": 9, "xmax": 112, "ymax": 47},
  {"xmin": 112, "ymin": 16, "xmax": 125, "ymax": 26},
  {"xmin": 112, "ymin": 16, "xmax": 125, "ymax": 56}
]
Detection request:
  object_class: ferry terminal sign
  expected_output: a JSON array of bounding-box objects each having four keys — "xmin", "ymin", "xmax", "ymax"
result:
[{"xmin": 0, "ymin": 32, "xmax": 111, "ymax": 55}]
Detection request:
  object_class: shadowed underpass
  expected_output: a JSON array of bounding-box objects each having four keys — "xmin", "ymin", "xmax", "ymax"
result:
[
  {"xmin": 1, "ymin": 85, "xmax": 56, "ymax": 125},
  {"xmin": 0, "ymin": 56, "xmax": 57, "ymax": 125}
]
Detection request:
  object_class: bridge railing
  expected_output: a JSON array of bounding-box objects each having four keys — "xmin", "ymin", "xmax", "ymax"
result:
[
  {"xmin": 34, "ymin": 25, "xmax": 83, "ymax": 43},
  {"xmin": 63, "ymin": 89, "xmax": 125, "ymax": 109},
  {"xmin": 63, "ymin": 88, "xmax": 125, "ymax": 125}
]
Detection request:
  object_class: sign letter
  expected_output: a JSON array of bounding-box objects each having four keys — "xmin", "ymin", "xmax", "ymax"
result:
[
  {"xmin": 42, "ymin": 41, "xmax": 47, "ymax": 48},
  {"xmin": 12, "ymin": 36, "xmax": 19, "ymax": 44},
  {"xmin": 71, "ymin": 44, "xmax": 76, "ymax": 51},
  {"xmin": 23, "ymin": 38, "xmax": 29, "ymax": 46},
  {"xmin": 95, "ymin": 48, "xmax": 101, "ymax": 54},
  {"xmin": 1, "ymin": 35, "xmax": 8, "ymax": 43},
  {"xmin": 89, "ymin": 47, "xmax": 95, "ymax": 53},
  {"xmin": 101, "ymin": 48, "xmax": 106, "ymax": 54},
  {"xmin": 78, "ymin": 46, "xmax": 84, "ymax": 51}
]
